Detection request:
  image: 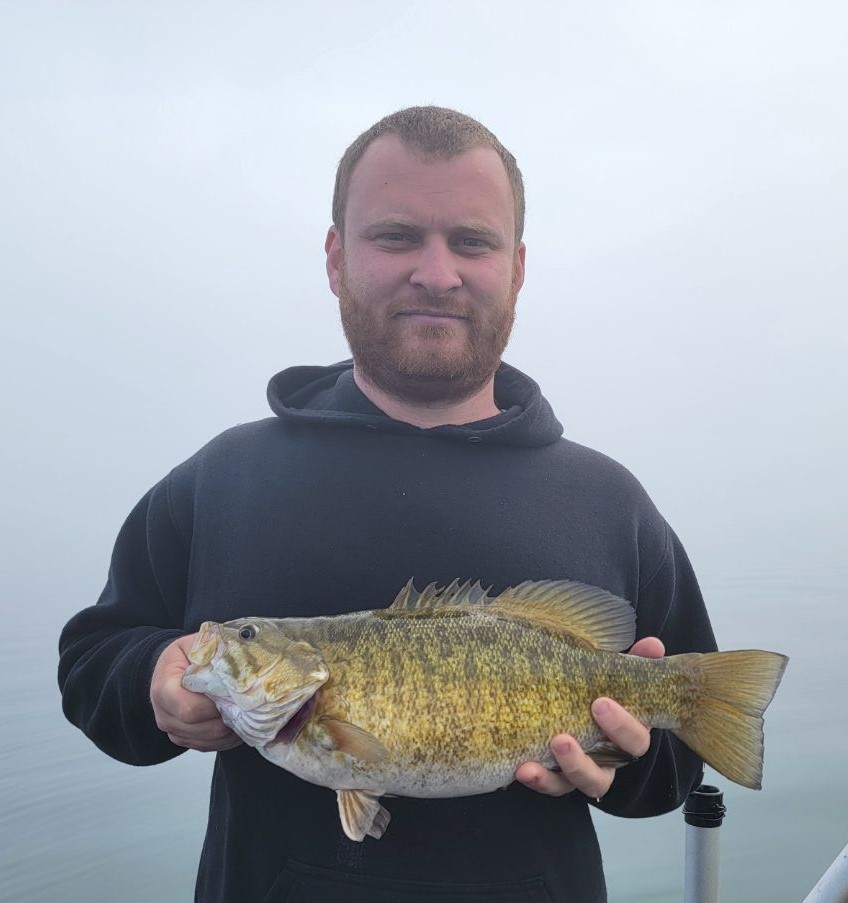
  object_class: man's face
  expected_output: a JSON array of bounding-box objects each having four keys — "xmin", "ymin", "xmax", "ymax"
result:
[{"xmin": 325, "ymin": 136, "xmax": 525, "ymax": 404}]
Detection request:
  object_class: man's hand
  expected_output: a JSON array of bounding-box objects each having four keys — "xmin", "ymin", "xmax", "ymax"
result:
[
  {"xmin": 150, "ymin": 634, "xmax": 242, "ymax": 752},
  {"xmin": 515, "ymin": 636, "xmax": 664, "ymax": 799}
]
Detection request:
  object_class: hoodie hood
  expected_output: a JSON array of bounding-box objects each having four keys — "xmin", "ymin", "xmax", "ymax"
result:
[{"xmin": 266, "ymin": 361, "xmax": 563, "ymax": 449}]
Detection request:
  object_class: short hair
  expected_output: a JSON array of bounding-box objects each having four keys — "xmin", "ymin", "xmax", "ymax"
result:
[{"xmin": 332, "ymin": 105, "xmax": 525, "ymax": 242}]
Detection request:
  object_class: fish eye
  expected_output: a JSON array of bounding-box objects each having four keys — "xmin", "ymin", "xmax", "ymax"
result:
[{"xmin": 238, "ymin": 625, "xmax": 257, "ymax": 640}]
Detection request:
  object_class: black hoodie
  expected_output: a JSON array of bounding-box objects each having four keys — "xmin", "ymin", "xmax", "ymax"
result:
[{"xmin": 59, "ymin": 361, "xmax": 715, "ymax": 903}]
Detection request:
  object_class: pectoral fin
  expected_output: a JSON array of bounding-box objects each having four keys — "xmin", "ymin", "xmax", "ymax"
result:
[
  {"xmin": 317, "ymin": 716, "xmax": 388, "ymax": 763},
  {"xmin": 585, "ymin": 740, "xmax": 637, "ymax": 769},
  {"xmin": 337, "ymin": 789, "xmax": 391, "ymax": 841}
]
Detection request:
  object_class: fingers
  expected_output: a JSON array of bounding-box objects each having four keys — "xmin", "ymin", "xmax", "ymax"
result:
[
  {"xmin": 551, "ymin": 735, "xmax": 614, "ymax": 800},
  {"xmin": 629, "ymin": 636, "xmax": 665, "ymax": 659},
  {"xmin": 515, "ymin": 759, "xmax": 577, "ymax": 797},
  {"xmin": 152, "ymin": 671, "xmax": 221, "ymax": 726},
  {"xmin": 516, "ymin": 702, "xmax": 652, "ymax": 799},
  {"xmin": 591, "ymin": 698, "xmax": 652, "ymax": 760},
  {"xmin": 155, "ymin": 683, "xmax": 239, "ymax": 750},
  {"xmin": 516, "ymin": 735, "xmax": 614, "ymax": 799},
  {"xmin": 150, "ymin": 634, "xmax": 242, "ymax": 752},
  {"xmin": 166, "ymin": 720, "xmax": 243, "ymax": 752}
]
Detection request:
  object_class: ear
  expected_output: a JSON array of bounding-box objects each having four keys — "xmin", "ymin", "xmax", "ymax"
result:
[
  {"xmin": 325, "ymin": 226, "xmax": 343, "ymax": 298},
  {"xmin": 513, "ymin": 241, "xmax": 526, "ymax": 294}
]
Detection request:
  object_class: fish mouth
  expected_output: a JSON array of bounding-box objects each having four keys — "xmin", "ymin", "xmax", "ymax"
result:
[{"xmin": 185, "ymin": 622, "xmax": 222, "ymax": 670}]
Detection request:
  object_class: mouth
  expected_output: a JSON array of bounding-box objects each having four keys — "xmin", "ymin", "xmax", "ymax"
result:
[
  {"xmin": 186, "ymin": 622, "xmax": 221, "ymax": 669},
  {"xmin": 395, "ymin": 311, "xmax": 468, "ymax": 326}
]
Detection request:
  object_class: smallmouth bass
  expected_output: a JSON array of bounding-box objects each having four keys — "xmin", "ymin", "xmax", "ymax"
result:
[{"xmin": 182, "ymin": 579, "xmax": 787, "ymax": 841}]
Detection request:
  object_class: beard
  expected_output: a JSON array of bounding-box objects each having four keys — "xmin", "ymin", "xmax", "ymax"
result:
[{"xmin": 337, "ymin": 263, "xmax": 519, "ymax": 405}]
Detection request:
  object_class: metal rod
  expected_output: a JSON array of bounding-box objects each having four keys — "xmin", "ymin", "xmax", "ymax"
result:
[
  {"xmin": 801, "ymin": 842, "xmax": 848, "ymax": 903},
  {"xmin": 683, "ymin": 784, "xmax": 726, "ymax": 903}
]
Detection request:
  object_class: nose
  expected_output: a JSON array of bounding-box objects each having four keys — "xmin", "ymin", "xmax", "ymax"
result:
[{"xmin": 409, "ymin": 239, "xmax": 462, "ymax": 296}]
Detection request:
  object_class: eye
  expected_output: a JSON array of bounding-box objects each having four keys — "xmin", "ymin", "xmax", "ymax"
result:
[
  {"xmin": 375, "ymin": 232, "xmax": 414, "ymax": 247},
  {"xmin": 455, "ymin": 236, "xmax": 491, "ymax": 253},
  {"xmin": 238, "ymin": 625, "xmax": 257, "ymax": 640}
]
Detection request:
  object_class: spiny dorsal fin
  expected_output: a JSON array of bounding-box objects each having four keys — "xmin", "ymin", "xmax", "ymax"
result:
[
  {"xmin": 487, "ymin": 580, "xmax": 636, "ymax": 651},
  {"xmin": 389, "ymin": 578, "xmax": 635, "ymax": 650},
  {"xmin": 388, "ymin": 578, "xmax": 494, "ymax": 611}
]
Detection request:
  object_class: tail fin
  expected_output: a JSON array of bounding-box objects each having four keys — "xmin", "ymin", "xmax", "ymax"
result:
[{"xmin": 673, "ymin": 650, "xmax": 788, "ymax": 789}]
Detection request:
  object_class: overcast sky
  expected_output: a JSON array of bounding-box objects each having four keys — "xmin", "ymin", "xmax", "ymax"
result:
[
  {"xmin": 2, "ymin": 6, "xmax": 846, "ymax": 900},
  {"xmin": 2, "ymin": 1, "xmax": 846, "ymax": 611}
]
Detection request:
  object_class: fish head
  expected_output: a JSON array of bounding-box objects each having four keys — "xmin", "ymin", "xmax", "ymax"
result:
[{"xmin": 182, "ymin": 618, "xmax": 329, "ymax": 747}]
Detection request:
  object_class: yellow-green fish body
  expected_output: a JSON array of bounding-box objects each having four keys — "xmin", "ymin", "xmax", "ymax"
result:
[{"xmin": 182, "ymin": 579, "xmax": 787, "ymax": 841}]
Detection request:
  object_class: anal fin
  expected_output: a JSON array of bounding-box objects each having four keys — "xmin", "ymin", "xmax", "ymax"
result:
[
  {"xmin": 585, "ymin": 740, "xmax": 637, "ymax": 769},
  {"xmin": 337, "ymin": 789, "xmax": 391, "ymax": 841}
]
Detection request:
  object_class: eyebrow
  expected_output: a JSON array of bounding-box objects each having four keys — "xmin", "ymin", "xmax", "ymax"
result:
[
  {"xmin": 360, "ymin": 218, "xmax": 418, "ymax": 235},
  {"xmin": 362, "ymin": 219, "xmax": 506, "ymax": 243},
  {"xmin": 452, "ymin": 223, "xmax": 505, "ymax": 242}
]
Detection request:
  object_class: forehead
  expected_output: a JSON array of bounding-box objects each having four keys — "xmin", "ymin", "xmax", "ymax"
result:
[{"xmin": 344, "ymin": 135, "xmax": 516, "ymax": 239}]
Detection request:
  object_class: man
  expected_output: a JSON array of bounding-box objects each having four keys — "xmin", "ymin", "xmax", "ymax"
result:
[{"xmin": 59, "ymin": 106, "xmax": 716, "ymax": 903}]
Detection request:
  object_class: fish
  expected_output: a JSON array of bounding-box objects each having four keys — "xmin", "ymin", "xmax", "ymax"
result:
[{"xmin": 181, "ymin": 578, "xmax": 788, "ymax": 841}]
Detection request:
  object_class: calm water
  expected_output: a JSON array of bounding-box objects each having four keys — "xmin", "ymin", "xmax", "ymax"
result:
[{"xmin": 4, "ymin": 567, "xmax": 846, "ymax": 903}]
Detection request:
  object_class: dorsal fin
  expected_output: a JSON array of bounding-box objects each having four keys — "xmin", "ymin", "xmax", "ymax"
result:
[
  {"xmin": 388, "ymin": 578, "xmax": 494, "ymax": 611},
  {"xmin": 388, "ymin": 578, "xmax": 635, "ymax": 651},
  {"xmin": 487, "ymin": 580, "xmax": 636, "ymax": 651}
]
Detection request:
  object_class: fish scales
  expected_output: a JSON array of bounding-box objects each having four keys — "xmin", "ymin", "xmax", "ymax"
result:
[
  {"xmin": 298, "ymin": 613, "xmax": 676, "ymax": 769},
  {"xmin": 182, "ymin": 578, "xmax": 787, "ymax": 841}
]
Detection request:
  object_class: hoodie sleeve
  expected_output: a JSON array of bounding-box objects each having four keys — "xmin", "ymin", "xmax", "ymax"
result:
[
  {"xmin": 591, "ymin": 523, "xmax": 718, "ymax": 818},
  {"xmin": 58, "ymin": 476, "xmax": 191, "ymax": 766}
]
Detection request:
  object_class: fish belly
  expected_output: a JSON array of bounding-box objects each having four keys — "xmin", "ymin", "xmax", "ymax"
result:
[{"xmin": 260, "ymin": 736, "xmax": 523, "ymax": 798}]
